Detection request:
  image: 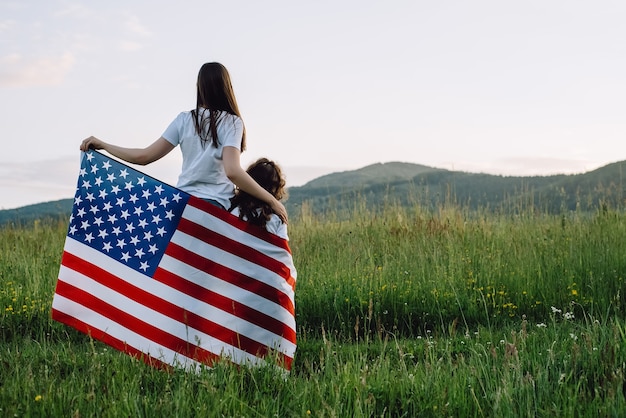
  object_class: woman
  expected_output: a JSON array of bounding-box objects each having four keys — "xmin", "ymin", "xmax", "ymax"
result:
[{"xmin": 80, "ymin": 62, "xmax": 288, "ymax": 223}]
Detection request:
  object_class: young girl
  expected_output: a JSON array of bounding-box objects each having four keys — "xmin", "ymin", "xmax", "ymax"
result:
[
  {"xmin": 79, "ymin": 62, "xmax": 287, "ymax": 223},
  {"xmin": 229, "ymin": 158, "xmax": 288, "ymax": 240}
]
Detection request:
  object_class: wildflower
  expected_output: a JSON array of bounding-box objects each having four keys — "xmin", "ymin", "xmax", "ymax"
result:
[
  {"xmin": 551, "ymin": 306, "xmax": 561, "ymax": 314},
  {"xmin": 536, "ymin": 323, "xmax": 547, "ymax": 328},
  {"xmin": 35, "ymin": 395, "xmax": 42, "ymax": 402},
  {"xmin": 571, "ymin": 289, "xmax": 578, "ymax": 296},
  {"xmin": 563, "ymin": 311, "xmax": 575, "ymax": 320},
  {"xmin": 569, "ymin": 333, "xmax": 578, "ymax": 341}
]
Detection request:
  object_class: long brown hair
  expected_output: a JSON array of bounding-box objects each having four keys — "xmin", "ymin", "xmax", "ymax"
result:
[
  {"xmin": 192, "ymin": 62, "xmax": 246, "ymax": 150},
  {"xmin": 229, "ymin": 158, "xmax": 287, "ymax": 227}
]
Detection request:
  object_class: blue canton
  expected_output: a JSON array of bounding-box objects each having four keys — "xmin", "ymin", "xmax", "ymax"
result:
[{"xmin": 67, "ymin": 151, "xmax": 190, "ymax": 276}]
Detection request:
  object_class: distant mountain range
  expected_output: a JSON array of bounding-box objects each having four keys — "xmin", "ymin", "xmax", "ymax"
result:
[
  {"xmin": 285, "ymin": 160, "xmax": 626, "ymax": 216},
  {"xmin": 2, "ymin": 160, "xmax": 625, "ymax": 226}
]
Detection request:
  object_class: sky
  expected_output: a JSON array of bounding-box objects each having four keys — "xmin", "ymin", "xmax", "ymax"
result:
[{"xmin": 1, "ymin": 0, "xmax": 625, "ymax": 210}]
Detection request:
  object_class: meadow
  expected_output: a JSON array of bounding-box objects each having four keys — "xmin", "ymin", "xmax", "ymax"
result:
[{"xmin": 1, "ymin": 201, "xmax": 625, "ymax": 417}]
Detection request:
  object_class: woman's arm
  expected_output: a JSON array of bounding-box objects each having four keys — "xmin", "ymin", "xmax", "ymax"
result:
[
  {"xmin": 80, "ymin": 136, "xmax": 175, "ymax": 165},
  {"xmin": 223, "ymin": 146, "xmax": 289, "ymax": 223}
]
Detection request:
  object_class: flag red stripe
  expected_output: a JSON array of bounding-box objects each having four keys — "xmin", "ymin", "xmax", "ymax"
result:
[
  {"xmin": 162, "ymin": 241, "xmax": 295, "ymax": 316},
  {"xmin": 61, "ymin": 251, "xmax": 290, "ymax": 362},
  {"xmin": 175, "ymin": 217, "xmax": 296, "ymax": 290},
  {"xmin": 153, "ymin": 264, "xmax": 296, "ymax": 343},
  {"xmin": 51, "ymin": 308, "xmax": 173, "ymax": 370},
  {"xmin": 54, "ymin": 279, "xmax": 221, "ymax": 366}
]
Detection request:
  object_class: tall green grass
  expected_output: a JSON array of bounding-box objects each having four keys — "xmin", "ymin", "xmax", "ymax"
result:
[
  {"xmin": 1, "ymin": 204, "xmax": 625, "ymax": 416},
  {"xmin": 293, "ymin": 202, "xmax": 626, "ymax": 339}
]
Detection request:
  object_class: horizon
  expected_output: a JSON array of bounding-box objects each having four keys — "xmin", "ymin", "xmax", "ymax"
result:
[{"xmin": 0, "ymin": 154, "xmax": 613, "ymax": 211}]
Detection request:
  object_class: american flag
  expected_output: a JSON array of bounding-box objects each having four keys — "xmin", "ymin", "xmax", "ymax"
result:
[{"xmin": 52, "ymin": 151, "xmax": 297, "ymax": 371}]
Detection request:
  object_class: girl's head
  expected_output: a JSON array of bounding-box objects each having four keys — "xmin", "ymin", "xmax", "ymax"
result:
[
  {"xmin": 229, "ymin": 158, "xmax": 287, "ymax": 227},
  {"xmin": 246, "ymin": 158, "xmax": 286, "ymax": 200},
  {"xmin": 193, "ymin": 62, "xmax": 246, "ymax": 150}
]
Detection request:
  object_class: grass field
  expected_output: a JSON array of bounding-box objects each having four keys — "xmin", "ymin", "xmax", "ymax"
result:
[{"xmin": 1, "ymin": 202, "xmax": 625, "ymax": 417}]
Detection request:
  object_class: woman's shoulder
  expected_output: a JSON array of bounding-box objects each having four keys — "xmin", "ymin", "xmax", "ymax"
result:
[
  {"xmin": 219, "ymin": 111, "xmax": 243, "ymax": 125},
  {"xmin": 266, "ymin": 214, "xmax": 288, "ymax": 240},
  {"xmin": 171, "ymin": 110, "xmax": 194, "ymax": 124}
]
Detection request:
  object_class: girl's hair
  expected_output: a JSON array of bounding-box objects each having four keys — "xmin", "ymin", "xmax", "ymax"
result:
[
  {"xmin": 191, "ymin": 62, "xmax": 246, "ymax": 151},
  {"xmin": 229, "ymin": 158, "xmax": 287, "ymax": 228}
]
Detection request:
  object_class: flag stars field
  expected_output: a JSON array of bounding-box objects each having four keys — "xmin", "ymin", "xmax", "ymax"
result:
[{"xmin": 66, "ymin": 151, "xmax": 186, "ymax": 276}]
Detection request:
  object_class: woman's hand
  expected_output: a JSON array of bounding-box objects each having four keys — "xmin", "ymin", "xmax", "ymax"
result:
[
  {"xmin": 271, "ymin": 200, "xmax": 289, "ymax": 224},
  {"xmin": 80, "ymin": 136, "xmax": 106, "ymax": 152}
]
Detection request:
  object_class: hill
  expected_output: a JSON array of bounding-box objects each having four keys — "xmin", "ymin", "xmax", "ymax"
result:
[
  {"xmin": 302, "ymin": 161, "xmax": 443, "ymax": 188},
  {"xmin": 2, "ymin": 160, "xmax": 626, "ymax": 226},
  {"xmin": 285, "ymin": 160, "xmax": 626, "ymax": 216},
  {"xmin": 0, "ymin": 199, "xmax": 73, "ymax": 227}
]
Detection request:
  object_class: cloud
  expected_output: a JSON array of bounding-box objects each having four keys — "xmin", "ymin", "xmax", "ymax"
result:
[
  {"xmin": 0, "ymin": 156, "xmax": 78, "ymax": 209},
  {"xmin": 118, "ymin": 40, "xmax": 144, "ymax": 52},
  {"xmin": 0, "ymin": 51, "xmax": 76, "ymax": 87},
  {"xmin": 123, "ymin": 13, "xmax": 152, "ymax": 38},
  {"xmin": 0, "ymin": 19, "xmax": 16, "ymax": 31},
  {"xmin": 438, "ymin": 156, "xmax": 603, "ymax": 177},
  {"xmin": 116, "ymin": 12, "xmax": 152, "ymax": 52},
  {"xmin": 52, "ymin": 3, "xmax": 94, "ymax": 19}
]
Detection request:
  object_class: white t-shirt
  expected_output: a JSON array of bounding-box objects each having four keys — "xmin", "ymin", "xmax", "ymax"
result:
[
  {"xmin": 162, "ymin": 109, "xmax": 243, "ymax": 209},
  {"xmin": 230, "ymin": 207, "xmax": 289, "ymax": 240}
]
